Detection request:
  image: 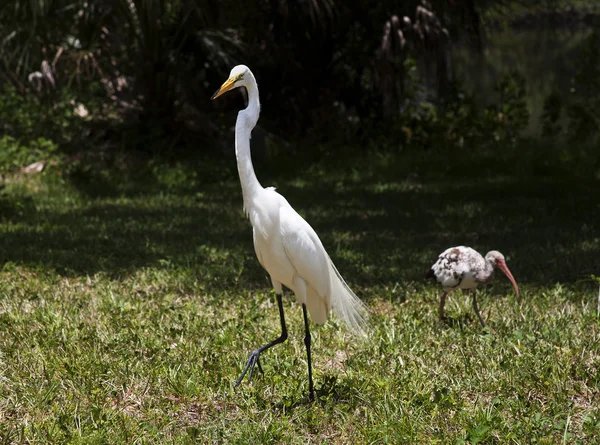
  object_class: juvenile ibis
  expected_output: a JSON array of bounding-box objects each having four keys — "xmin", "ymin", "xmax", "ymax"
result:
[{"xmin": 426, "ymin": 246, "xmax": 520, "ymax": 327}]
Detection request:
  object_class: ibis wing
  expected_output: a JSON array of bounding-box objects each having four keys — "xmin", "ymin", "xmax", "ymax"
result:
[
  {"xmin": 432, "ymin": 249, "xmax": 470, "ymax": 288},
  {"xmin": 432, "ymin": 246, "xmax": 487, "ymax": 289},
  {"xmin": 432, "ymin": 262, "xmax": 462, "ymax": 288}
]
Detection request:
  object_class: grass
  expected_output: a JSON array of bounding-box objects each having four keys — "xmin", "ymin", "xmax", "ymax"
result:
[{"xmin": 0, "ymin": 148, "xmax": 599, "ymax": 443}]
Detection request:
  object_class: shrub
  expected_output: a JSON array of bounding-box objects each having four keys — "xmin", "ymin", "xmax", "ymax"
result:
[{"xmin": 0, "ymin": 135, "xmax": 58, "ymax": 173}]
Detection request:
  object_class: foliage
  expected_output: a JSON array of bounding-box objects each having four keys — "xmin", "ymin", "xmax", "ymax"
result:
[
  {"xmin": 565, "ymin": 26, "xmax": 600, "ymax": 144},
  {"xmin": 375, "ymin": 70, "xmax": 530, "ymax": 152},
  {"xmin": 541, "ymin": 92, "xmax": 563, "ymax": 139},
  {"xmin": 0, "ymin": 85, "xmax": 71, "ymax": 172},
  {"xmin": 538, "ymin": 24, "xmax": 600, "ymax": 145},
  {"xmin": 0, "ymin": 150, "xmax": 598, "ymax": 442},
  {"xmin": 450, "ymin": 71, "xmax": 529, "ymax": 149},
  {"xmin": 0, "ymin": 86, "xmax": 40, "ymax": 137},
  {"xmin": 536, "ymin": 26, "xmax": 600, "ymax": 178},
  {"xmin": 0, "ymin": 0, "xmax": 247, "ymax": 154},
  {"xmin": 0, "ymin": 84, "xmax": 92, "ymax": 171},
  {"xmin": 0, "ymin": 0, "xmax": 598, "ymax": 159},
  {"xmin": 0, "ymin": 136, "xmax": 58, "ymax": 173},
  {"xmin": 0, "ymin": 0, "xmax": 493, "ymax": 154}
]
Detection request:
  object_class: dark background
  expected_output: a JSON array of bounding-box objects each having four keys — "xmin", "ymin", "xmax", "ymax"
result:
[{"xmin": 0, "ymin": 0, "xmax": 598, "ymax": 167}]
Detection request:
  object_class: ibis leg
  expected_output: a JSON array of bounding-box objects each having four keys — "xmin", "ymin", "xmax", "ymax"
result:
[
  {"xmin": 302, "ymin": 303, "xmax": 315, "ymax": 402},
  {"xmin": 472, "ymin": 289, "xmax": 486, "ymax": 328},
  {"xmin": 438, "ymin": 291, "xmax": 448, "ymax": 322},
  {"xmin": 235, "ymin": 293, "xmax": 288, "ymax": 386}
]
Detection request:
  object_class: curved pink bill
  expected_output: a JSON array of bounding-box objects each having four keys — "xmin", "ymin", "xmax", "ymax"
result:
[{"xmin": 497, "ymin": 259, "xmax": 520, "ymax": 301}]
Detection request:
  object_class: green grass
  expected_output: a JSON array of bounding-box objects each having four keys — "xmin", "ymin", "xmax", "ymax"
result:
[{"xmin": 0, "ymin": 149, "xmax": 599, "ymax": 443}]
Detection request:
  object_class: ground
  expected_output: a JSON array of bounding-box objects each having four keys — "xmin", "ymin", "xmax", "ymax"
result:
[{"xmin": 0, "ymin": 149, "xmax": 599, "ymax": 443}]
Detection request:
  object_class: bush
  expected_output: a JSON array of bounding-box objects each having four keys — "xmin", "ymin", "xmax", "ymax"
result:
[
  {"xmin": 0, "ymin": 86, "xmax": 86, "ymax": 146},
  {"xmin": 374, "ymin": 70, "xmax": 530, "ymax": 152},
  {"xmin": 0, "ymin": 136, "xmax": 59, "ymax": 173},
  {"xmin": 566, "ymin": 27, "xmax": 600, "ymax": 144}
]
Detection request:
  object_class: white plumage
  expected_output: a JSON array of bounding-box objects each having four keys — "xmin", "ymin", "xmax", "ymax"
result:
[
  {"xmin": 427, "ymin": 246, "xmax": 520, "ymax": 327},
  {"xmin": 430, "ymin": 246, "xmax": 487, "ymax": 290},
  {"xmin": 212, "ymin": 65, "xmax": 368, "ymax": 401},
  {"xmin": 251, "ymin": 193, "xmax": 365, "ymax": 330}
]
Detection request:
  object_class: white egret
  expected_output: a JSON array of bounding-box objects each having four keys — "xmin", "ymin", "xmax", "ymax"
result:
[
  {"xmin": 426, "ymin": 246, "xmax": 520, "ymax": 327},
  {"xmin": 212, "ymin": 65, "xmax": 368, "ymax": 401}
]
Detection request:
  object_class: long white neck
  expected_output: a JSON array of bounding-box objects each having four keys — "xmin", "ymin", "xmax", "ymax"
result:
[{"xmin": 235, "ymin": 72, "xmax": 262, "ymax": 214}]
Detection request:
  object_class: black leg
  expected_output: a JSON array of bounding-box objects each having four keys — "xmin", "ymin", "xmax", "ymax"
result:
[
  {"xmin": 439, "ymin": 291, "xmax": 448, "ymax": 323},
  {"xmin": 302, "ymin": 304, "xmax": 315, "ymax": 402},
  {"xmin": 472, "ymin": 289, "xmax": 486, "ymax": 328},
  {"xmin": 235, "ymin": 293, "xmax": 287, "ymax": 387}
]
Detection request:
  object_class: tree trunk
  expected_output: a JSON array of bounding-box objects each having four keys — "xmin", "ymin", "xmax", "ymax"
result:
[{"xmin": 464, "ymin": 0, "xmax": 483, "ymax": 54}]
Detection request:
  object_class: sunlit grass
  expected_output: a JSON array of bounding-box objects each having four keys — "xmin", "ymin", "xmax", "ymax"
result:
[{"xmin": 0, "ymin": 150, "xmax": 599, "ymax": 443}]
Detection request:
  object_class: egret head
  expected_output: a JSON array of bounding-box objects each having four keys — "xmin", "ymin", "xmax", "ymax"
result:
[
  {"xmin": 211, "ymin": 65, "xmax": 251, "ymax": 100},
  {"xmin": 485, "ymin": 250, "xmax": 520, "ymax": 301}
]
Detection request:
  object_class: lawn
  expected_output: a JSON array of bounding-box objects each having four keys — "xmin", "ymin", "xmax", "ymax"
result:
[{"xmin": 0, "ymin": 149, "xmax": 599, "ymax": 443}]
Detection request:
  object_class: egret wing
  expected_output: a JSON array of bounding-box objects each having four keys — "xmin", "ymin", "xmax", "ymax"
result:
[
  {"xmin": 279, "ymin": 201, "xmax": 367, "ymax": 334},
  {"xmin": 252, "ymin": 227, "xmax": 266, "ymax": 270},
  {"xmin": 279, "ymin": 205, "xmax": 330, "ymax": 299}
]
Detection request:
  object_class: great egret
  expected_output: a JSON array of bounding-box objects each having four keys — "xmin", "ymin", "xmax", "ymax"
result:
[
  {"xmin": 426, "ymin": 246, "xmax": 520, "ymax": 327},
  {"xmin": 212, "ymin": 65, "xmax": 368, "ymax": 401}
]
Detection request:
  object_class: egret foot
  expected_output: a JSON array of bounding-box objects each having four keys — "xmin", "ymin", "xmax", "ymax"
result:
[
  {"xmin": 234, "ymin": 293, "xmax": 287, "ymax": 388},
  {"xmin": 235, "ymin": 350, "xmax": 264, "ymax": 386}
]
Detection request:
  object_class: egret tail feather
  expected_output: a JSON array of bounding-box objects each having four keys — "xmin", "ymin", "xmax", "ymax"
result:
[{"xmin": 326, "ymin": 255, "xmax": 369, "ymax": 337}]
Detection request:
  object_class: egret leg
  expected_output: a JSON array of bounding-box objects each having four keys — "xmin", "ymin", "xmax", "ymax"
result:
[
  {"xmin": 438, "ymin": 291, "xmax": 448, "ymax": 322},
  {"xmin": 472, "ymin": 289, "xmax": 486, "ymax": 328},
  {"xmin": 235, "ymin": 293, "xmax": 287, "ymax": 386},
  {"xmin": 302, "ymin": 303, "xmax": 315, "ymax": 402}
]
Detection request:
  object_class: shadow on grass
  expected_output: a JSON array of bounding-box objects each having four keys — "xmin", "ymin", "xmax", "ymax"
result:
[
  {"xmin": 266, "ymin": 373, "xmax": 360, "ymax": 410},
  {"xmin": 279, "ymin": 162, "xmax": 600, "ymax": 289},
  {"xmin": 0, "ymin": 149, "xmax": 598, "ymax": 293},
  {"xmin": 0, "ymin": 169, "xmax": 256, "ymax": 285}
]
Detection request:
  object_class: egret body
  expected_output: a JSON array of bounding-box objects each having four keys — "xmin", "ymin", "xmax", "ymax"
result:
[{"xmin": 212, "ymin": 65, "xmax": 368, "ymax": 401}]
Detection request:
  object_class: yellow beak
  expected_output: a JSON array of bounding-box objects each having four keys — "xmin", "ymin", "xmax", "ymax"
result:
[{"xmin": 211, "ymin": 77, "xmax": 237, "ymax": 100}]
